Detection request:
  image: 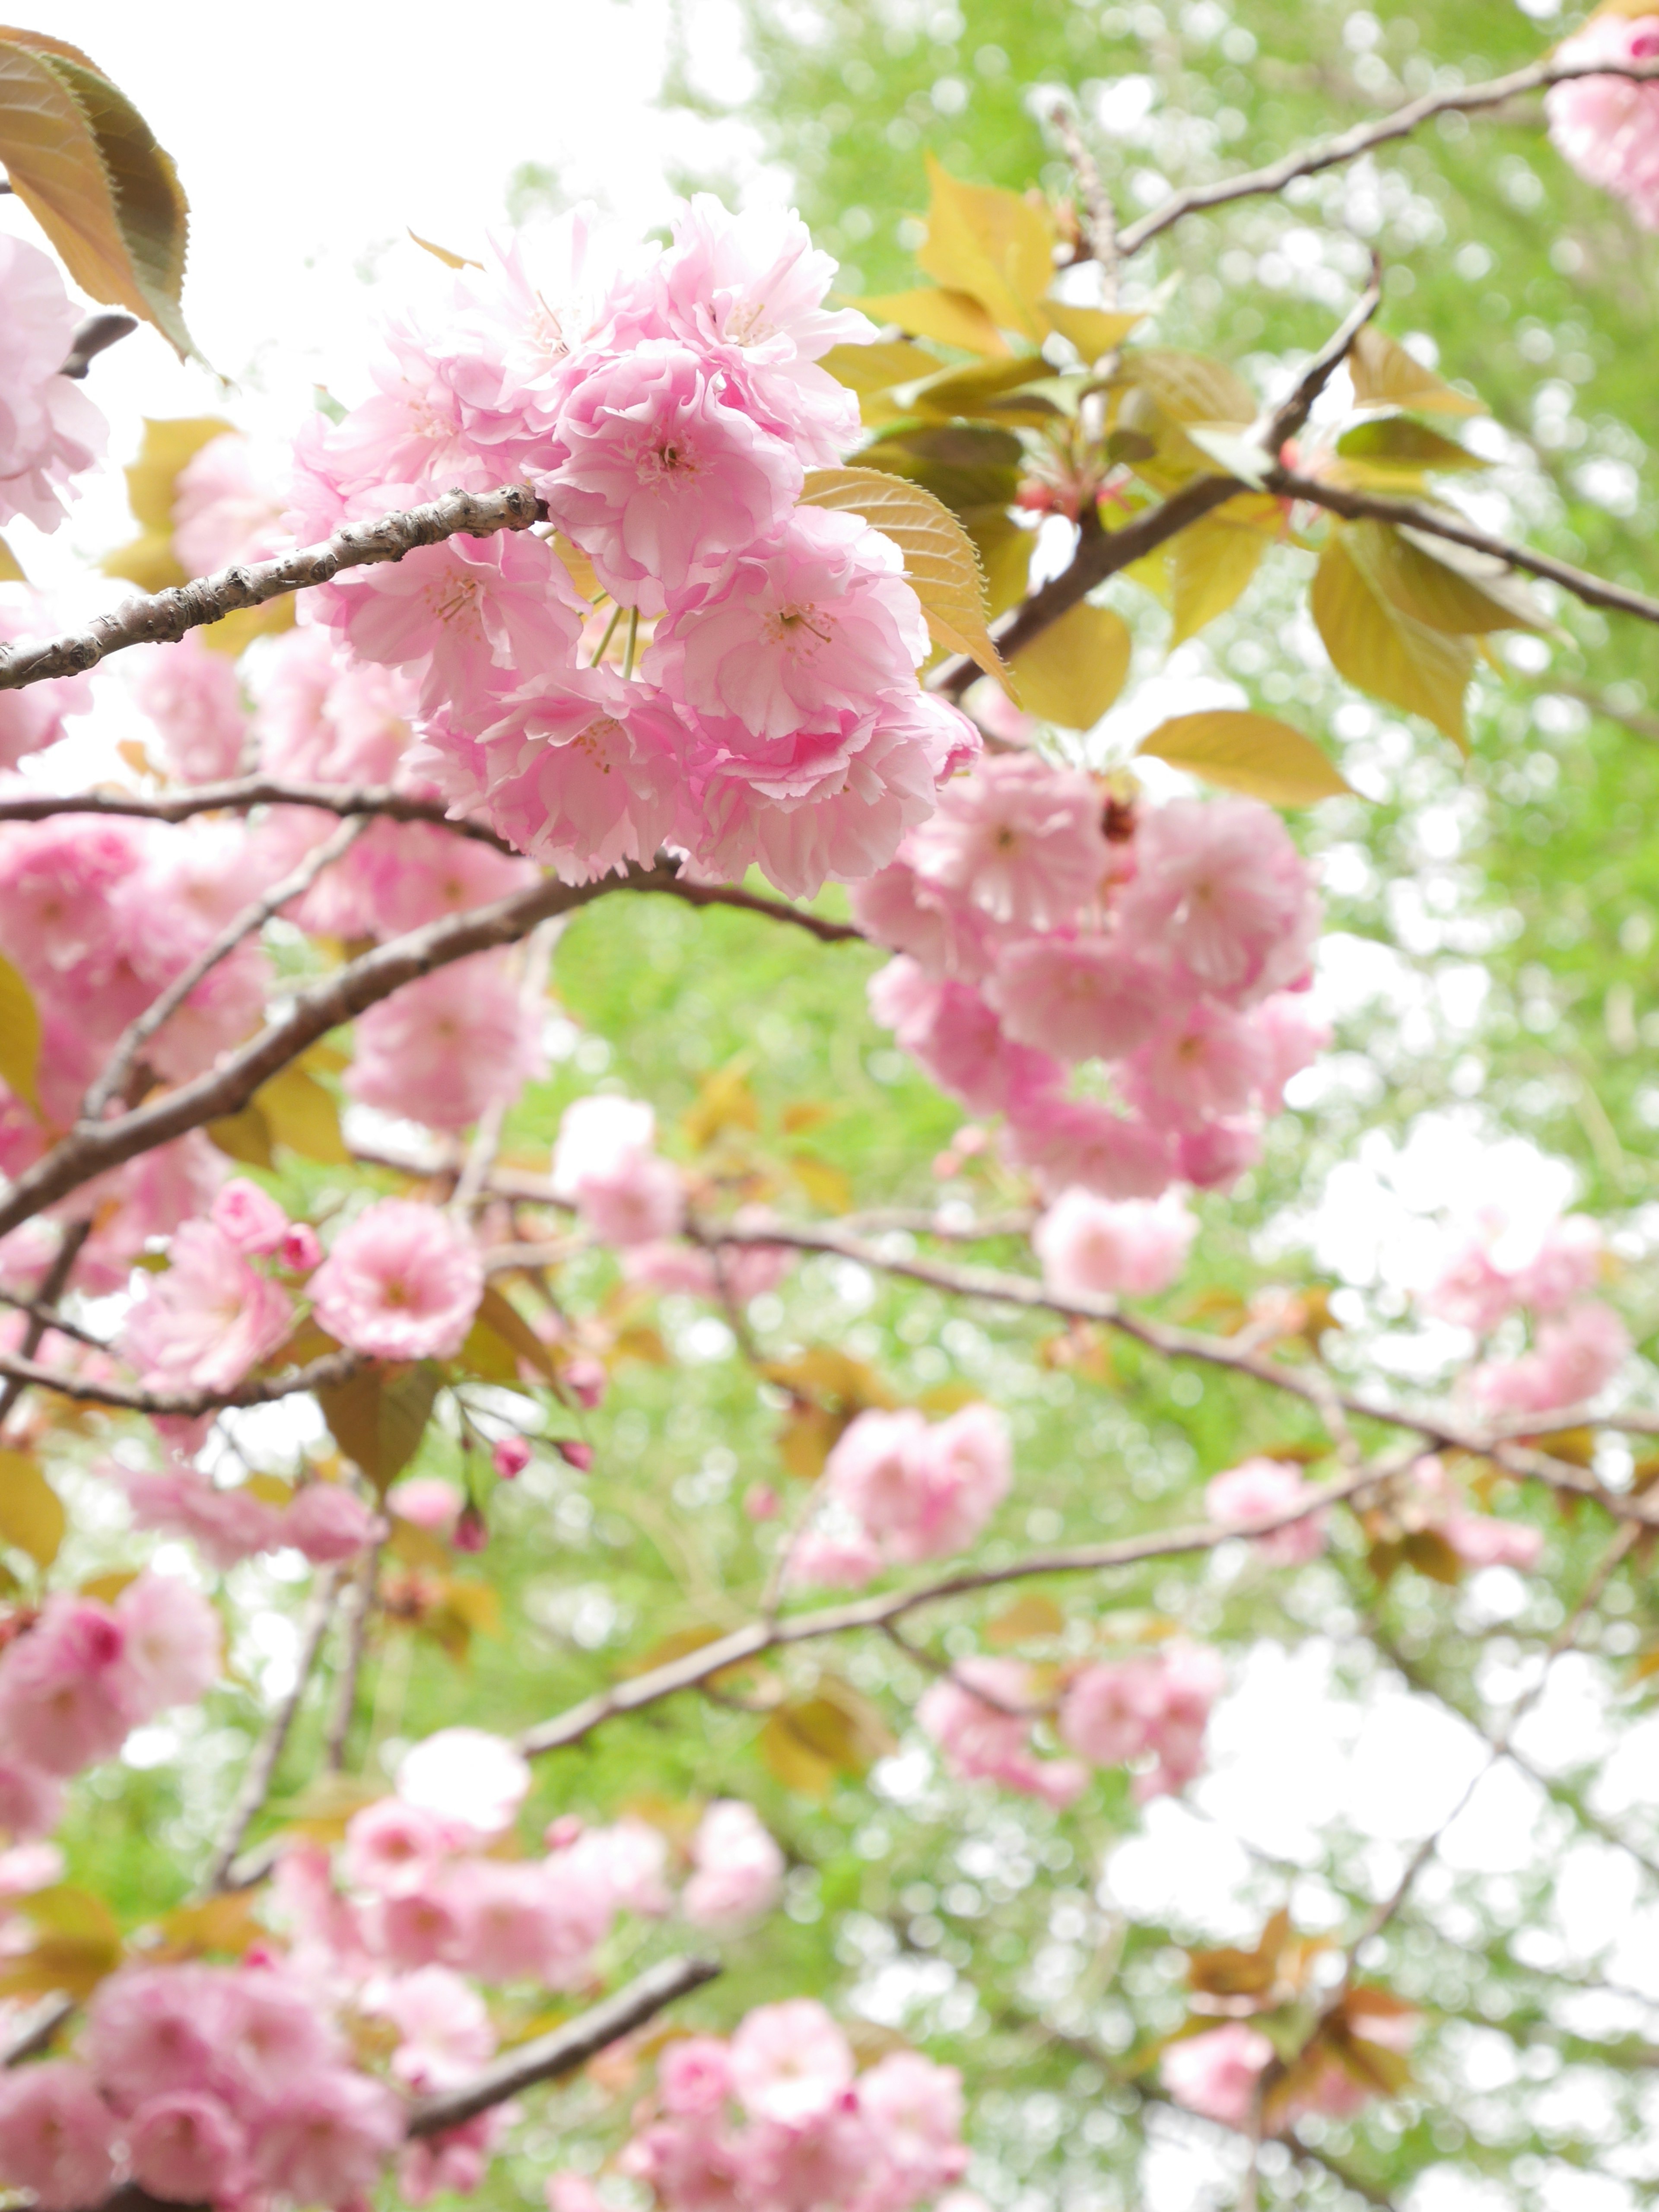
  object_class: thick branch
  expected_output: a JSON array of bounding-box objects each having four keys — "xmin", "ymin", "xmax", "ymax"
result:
[
  {"xmin": 407, "ymin": 1955, "xmax": 722, "ymax": 2135},
  {"xmin": 0, "ymin": 486, "xmax": 541, "ymax": 693},
  {"xmin": 1117, "ymin": 54, "xmax": 1659, "ymax": 255}
]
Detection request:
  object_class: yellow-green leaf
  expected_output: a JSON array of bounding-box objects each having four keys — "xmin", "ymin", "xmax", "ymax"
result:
[
  {"xmin": 1167, "ymin": 501, "xmax": 1276, "ymax": 644},
  {"xmin": 1348, "ymin": 326, "xmax": 1484, "ymax": 417},
  {"xmin": 318, "ymin": 1363, "xmax": 442, "ymax": 1493},
  {"xmin": 464, "ymin": 1283, "xmax": 560, "ymax": 1384},
  {"xmin": 0, "ymin": 32, "xmax": 196, "ymax": 359},
  {"xmin": 853, "ymin": 286, "xmax": 1009, "ymax": 357},
  {"xmin": 1008, "ymin": 599, "xmax": 1131, "ymax": 728},
  {"xmin": 103, "ymin": 416, "xmax": 235, "ymax": 591},
  {"xmin": 0, "ymin": 953, "xmax": 42, "ymax": 1116},
  {"xmin": 0, "ymin": 1884, "xmax": 122, "ymax": 2000},
  {"xmin": 1122, "ymin": 349, "xmax": 1256, "ymax": 427},
  {"xmin": 801, "ymin": 466, "xmax": 1007, "ymax": 683},
  {"xmin": 915, "ymin": 154, "xmax": 1055, "ymax": 341},
  {"xmin": 1311, "ymin": 529, "xmax": 1474, "ymax": 750},
  {"xmin": 257, "ymin": 1064, "xmax": 348, "ymax": 1165},
  {"xmin": 0, "ymin": 1451, "xmax": 65, "ymax": 1568},
  {"xmin": 682, "ymin": 1059, "xmax": 761, "ymax": 1152},
  {"xmin": 970, "ymin": 512, "xmax": 1034, "ymax": 617},
  {"xmin": 0, "ymin": 534, "xmax": 26, "ymax": 584},
  {"xmin": 1331, "ymin": 415, "xmax": 1486, "ymax": 491},
  {"xmin": 1352, "ymin": 518, "xmax": 1548, "ymax": 635},
  {"xmin": 1042, "ymin": 302, "xmax": 1142, "ymax": 362},
  {"xmin": 761, "ymin": 1677, "xmax": 896, "ymax": 1799},
  {"xmin": 985, "ymin": 1592, "xmax": 1066, "ymax": 1646},
  {"xmin": 206, "ymin": 1102, "xmax": 275, "ymax": 1169},
  {"xmin": 820, "ymin": 340, "xmax": 941, "ymax": 394},
  {"xmin": 912, "ymin": 353, "xmax": 1061, "ymax": 426},
  {"xmin": 789, "ymin": 1151, "xmax": 853, "ymax": 1213},
  {"xmin": 1138, "ymin": 710, "xmax": 1354, "ymax": 806}
]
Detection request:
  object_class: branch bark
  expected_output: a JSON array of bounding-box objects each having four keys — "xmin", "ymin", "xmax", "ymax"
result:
[
  {"xmin": 0, "ymin": 486, "xmax": 541, "ymax": 693},
  {"xmin": 0, "ymin": 1344, "xmax": 362, "ymax": 1420},
  {"xmin": 0, "ymin": 779, "xmax": 520, "ymax": 850}
]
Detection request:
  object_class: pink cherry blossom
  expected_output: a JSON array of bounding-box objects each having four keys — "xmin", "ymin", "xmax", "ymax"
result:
[
  {"xmin": 906, "ymin": 753, "xmax": 1109, "ymax": 931},
  {"xmin": 785, "ymin": 1525, "xmax": 885, "ymax": 1589},
  {"xmin": 539, "ymin": 339, "xmax": 803, "ymax": 606},
  {"xmin": 918, "ymin": 1658, "xmax": 1087, "ymax": 1808},
  {"xmin": 0, "ymin": 1595, "xmax": 141, "ymax": 1777},
  {"xmin": 283, "ymin": 1483, "xmax": 383, "ymax": 1564},
  {"xmin": 867, "ymin": 960, "xmax": 1062, "ymax": 1116},
  {"xmin": 575, "ymin": 1148, "xmax": 687, "ymax": 1249},
  {"xmin": 0, "ymin": 1754, "xmax": 65, "ymax": 1841},
  {"xmin": 128, "ymin": 2088, "xmax": 250, "ymax": 2205},
  {"xmin": 682, "ymin": 1799, "xmax": 785, "ymax": 1927},
  {"xmin": 1205, "ymin": 1459, "xmax": 1329, "ymax": 1565},
  {"xmin": 660, "ymin": 2037, "xmax": 735, "ymax": 2118},
  {"xmin": 172, "ymin": 431, "xmax": 289, "ymax": 573},
  {"xmin": 848, "ymin": 854, "xmax": 999, "ymax": 983},
  {"xmin": 347, "ymin": 817, "xmax": 537, "ymax": 937},
  {"xmin": 1114, "ymin": 797, "xmax": 1319, "ymax": 1006},
  {"xmin": 388, "ymin": 1476, "xmax": 465, "ymax": 1533},
  {"xmin": 0, "ymin": 1840, "xmax": 63, "ymax": 1896},
  {"xmin": 346, "ymin": 950, "xmax": 543, "ymax": 1133},
  {"xmin": 728, "ymin": 1999, "xmax": 854, "ymax": 2124},
  {"xmin": 0, "ymin": 235, "xmax": 107, "ymax": 532},
  {"xmin": 1442, "ymin": 1512, "xmax": 1544, "ymax": 1573},
  {"xmin": 0, "ymin": 592, "xmax": 92, "ymax": 770},
  {"xmin": 1469, "ymin": 1299, "xmax": 1630, "ymax": 1415},
  {"xmin": 1253, "ymin": 991, "xmax": 1331, "ymax": 1109},
  {"xmin": 983, "ymin": 933, "xmax": 1169, "ymax": 1062},
  {"xmin": 131, "ymin": 632, "xmax": 250, "ymax": 782},
  {"xmin": 122, "ymin": 1220, "xmax": 294, "ymax": 1398},
  {"xmin": 1033, "ymin": 1189, "xmax": 1196, "ymax": 1300},
  {"xmin": 210, "ymin": 1177, "xmax": 290, "ymax": 1257},
  {"xmin": 375, "ymin": 1967, "xmax": 497, "ymax": 2092},
  {"xmin": 645, "ymin": 505, "xmax": 926, "ymax": 739},
  {"xmin": 86, "ymin": 1962, "xmax": 241, "ymax": 2111},
  {"xmin": 1510, "ymin": 1215, "xmax": 1603, "ymax": 1313},
  {"xmin": 249, "ymin": 2067, "xmax": 404, "ymax": 2207},
  {"xmin": 1122, "ymin": 1000, "xmax": 1271, "ymax": 1129},
  {"xmin": 547, "ymin": 2174, "xmax": 610, "ymax": 2212},
  {"xmin": 858, "ymin": 2051, "xmax": 969, "ymax": 2201},
  {"xmin": 1059, "ymin": 1643, "xmax": 1225, "ymax": 1798},
  {"xmin": 1161, "ymin": 2021, "xmax": 1273, "ymax": 2128},
  {"xmin": 825, "ymin": 1404, "xmax": 1011, "ymax": 1564},
  {"xmin": 591, "ymin": 1815, "xmax": 673, "ymax": 1916},
  {"xmin": 400, "ymin": 2110, "xmax": 507, "ymax": 2206},
  {"xmin": 553, "ymin": 1093, "xmax": 657, "ymax": 1194},
  {"xmin": 309, "ymin": 1199, "xmax": 483, "ymax": 1360},
  {"xmin": 253, "ymin": 624, "xmax": 418, "ymax": 785},
  {"xmin": 114, "ymin": 1572, "xmax": 222, "ymax": 1712},
  {"xmin": 1001, "ymin": 1091, "xmax": 1177, "ymax": 1203},
  {"xmin": 1546, "ymin": 13, "xmax": 1659, "ymax": 230},
  {"xmin": 0, "ymin": 2060, "xmax": 118, "ymax": 2212},
  {"xmin": 123, "ymin": 1464, "xmax": 286, "ymax": 1570},
  {"xmin": 736, "ymin": 2104, "xmax": 877, "ymax": 2212},
  {"xmin": 343, "ymin": 1796, "xmax": 456, "ymax": 1897}
]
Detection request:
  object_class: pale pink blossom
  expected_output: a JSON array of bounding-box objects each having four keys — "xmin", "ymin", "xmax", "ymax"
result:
[
  {"xmin": 575, "ymin": 1149, "xmax": 687, "ymax": 1249},
  {"xmin": 86, "ymin": 1962, "xmax": 242, "ymax": 2110},
  {"xmin": 374, "ymin": 1966, "xmax": 497, "ymax": 2091},
  {"xmin": 455, "ymin": 1856, "xmax": 607, "ymax": 1985},
  {"xmin": 858, "ymin": 2051, "xmax": 969, "ymax": 2200},
  {"xmin": 785, "ymin": 1526, "xmax": 884, "ymax": 1589},
  {"xmin": 1442, "ymin": 1512, "xmax": 1545, "ymax": 1573},
  {"xmin": 645, "ymin": 505, "xmax": 926, "ymax": 738},
  {"xmin": 682, "ymin": 1800, "xmax": 785, "ymax": 1927},
  {"xmin": 1173, "ymin": 1114, "xmax": 1262, "ymax": 1191},
  {"xmin": 1034, "ymin": 1189, "xmax": 1196, "ymax": 1300},
  {"xmin": 0, "ymin": 235, "xmax": 107, "ymax": 532},
  {"xmin": 1115, "ymin": 798, "xmax": 1319, "ymax": 1005},
  {"xmin": 309, "ymin": 1199, "xmax": 484, "ymax": 1360},
  {"xmin": 415, "ymin": 670, "xmax": 683, "ymax": 882},
  {"xmin": 848, "ymin": 854, "xmax": 999, "ymax": 984},
  {"xmin": 0, "ymin": 1754, "xmax": 65, "ymax": 1841},
  {"xmin": 1546, "ymin": 13, "xmax": 1659, "ymax": 230},
  {"xmin": 389, "ymin": 1476, "xmax": 466, "ymax": 1533},
  {"xmin": 918, "ymin": 1658, "xmax": 1087, "ymax": 1808},
  {"xmin": 540, "ymin": 339, "xmax": 803, "ymax": 606},
  {"xmin": 736, "ymin": 2105, "xmax": 877, "ymax": 2211},
  {"xmin": 1161, "ymin": 2022, "xmax": 1273, "ymax": 2128},
  {"xmin": 728, "ymin": 1999, "xmax": 854, "ymax": 2124},
  {"xmin": 906, "ymin": 754, "xmax": 1109, "ymax": 931},
  {"xmin": 0, "ymin": 593, "xmax": 92, "ymax": 769},
  {"xmin": 661, "ymin": 2036, "xmax": 735, "ymax": 2118},
  {"xmin": 1059, "ymin": 1643, "xmax": 1225, "ymax": 1798},
  {"xmin": 128, "ymin": 2088, "xmax": 250, "ymax": 2205},
  {"xmin": 344, "ymin": 1797, "xmax": 457, "ymax": 1896},
  {"xmin": 253, "ymin": 625, "xmax": 418, "ymax": 785},
  {"xmin": 1470, "ymin": 1299, "xmax": 1630, "ymax": 1415},
  {"xmin": 0, "ymin": 1840, "xmax": 63, "ymax": 1895},
  {"xmin": 984, "ymin": 934, "xmax": 1168, "ymax": 1062},
  {"xmin": 114, "ymin": 1572, "xmax": 222, "ymax": 1712},
  {"xmin": 283, "ymin": 1483, "xmax": 383, "ymax": 1564},
  {"xmin": 1001, "ymin": 1092, "xmax": 1176, "ymax": 1203},
  {"xmin": 1510, "ymin": 1215, "xmax": 1603, "ymax": 1313},
  {"xmin": 122, "ymin": 1220, "xmax": 294, "ymax": 1398},
  {"xmin": 1122, "ymin": 1001, "xmax": 1270, "ymax": 1129},
  {"xmin": 401, "ymin": 2110, "xmax": 509, "ymax": 2206},
  {"xmin": 1252, "ymin": 991, "xmax": 1331, "ymax": 1110},
  {"xmin": 553, "ymin": 1093, "xmax": 658, "ymax": 1196},
  {"xmin": 172, "ymin": 432, "xmax": 289, "ymax": 573},
  {"xmin": 0, "ymin": 2060, "xmax": 118, "ymax": 2212},
  {"xmin": 346, "ymin": 951, "xmax": 543, "ymax": 1133},
  {"xmin": 825, "ymin": 1404, "xmax": 1011, "ymax": 1564},
  {"xmin": 211, "ymin": 1177, "xmax": 290, "ymax": 1256},
  {"xmin": 547, "ymin": 2174, "xmax": 610, "ymax": 2212},
  {"xmin": 622, "ymin": 1239, "xmax": 792, "ymax": 1305},
  {"xmin": 397, "ymin": 1726, "xmax": 529, "ymax": 1834},
  {"xmin": 0, "ymin": 1595, "xmax": 141, "ymax": 1777},
  {"xmin": 122, "ymin": 1464, "xmax": 285, "ymax": 1570},
  {"xmin": 1205, "ymin": 1459, "xmax": 1329, "ymax": 1565},
  {"xmin": 591, "ymin": 1815, "xmax": 673, "ymax": 1916},
  {"xmin": 622, "ymin": 2116, "xmax": 741, "ymax": 2210},
  {"xmin": 250, "ymin": 2067, "xmax": 404, "ymax": 2207},
  {"xmin": 867, "ymin": 960, "xmax": 1061, "ymax": 1116},
  {"xmin": 346, "ymin": 817, "xmax": 536, "ymax": 937},
  {"xmin": 131, "ymin": 632, "xmax": 250, "ymax": 782},
  {"xmin": 374, "ymin": 1885, "xmax": 467, "ymax": 1970}
]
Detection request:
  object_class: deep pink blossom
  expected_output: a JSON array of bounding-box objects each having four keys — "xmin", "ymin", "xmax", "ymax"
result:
[
  {"xmin": 1033, "ymin": 1189, "xmax": 1196, "ymax": 1300},
  {"xmin": 122, "ymin": 1220, "xmax": 294, "ymax": 1397},
  {"xmin": 906, "ymin": 753, "xmax": 1109, "ymax": 931},
  {"xmin": 0, "ymin": 235, "xmax": 106, "ymax": 532},
  {"xmin": 250, "ymin": 2067, "xmax": 404, "ymax": 2207},
  {"xmin": 867, "ymin": 961, "xmax": 1062, "ymax": 1116},
  {"xmin": 308, "ymin": 1199, "xmax": 484, "ymax": 1360},
  {"xmin": 0, "ymin": 1754, "xmax": 65, "ymax": 1840},
  {"xmin": 984, "ymin": 933, "xmax": 1168, "ymax": 1061},
  {"xmin": 127, "ymin": 2089, "xmax": 249, "ymax": 2205},
  {"xmin": 1001, "ymin": 1091, "xmax": 1177, "ymax": 1203},
  {"xmin": 1547, "ymin": 13, "xmax": 1659, "ymax": 229},
  {"xmin": 0, "ymin": 2060, "xmax": 118, "ymax": 2211}
]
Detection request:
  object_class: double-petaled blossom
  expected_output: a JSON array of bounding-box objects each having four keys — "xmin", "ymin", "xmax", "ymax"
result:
[
  {"xmin": 1205, "ymin": 1458, "xmax": 1330, "ymax": 1566},
  {"xmin": 0, "ymin": 2062, "xmax": 119, "ymax": 2212},
  {"xmin": 121, "ymin": 1220, "xmax": 294, "ymax": 1397},
  {"xmin": 818, "ymin": 1403, "xmax": 1012, "ymax": 1569},
  {"xmin": 308, "ymin": 1199, "xmax": 484, "ymax": 1360},
  {"xmin": 0, "ymin": 591, "xmax": 92, "ymax": 770},
  {"xmin": 0, "ymin": 235, "xmax": 106, "ymax": 533},
  {"xmin": 1058, "ymin": 1642, "xmax": 1226, "ymax": 1800},
  {"xmin": 1546, "ymin": 12, "xmax": 1659, "ymax": 230},
  {"xmin": 918, "ymin": 1657, "xmax": 1087, "ymax": 1808},
  {"xmin": 131, "ymin": 632, "xmax": 250, "ymax": 782},
  {"xmin": 171, "ymin": 431, "xmax": 289, "ymax": 574},
  {"xmin": 1468, "ymin": 1298, "xmax": 1630, "ymax": 1415},
  {"xmin": 346, "ymin": 951, "xmax": 543, "ymax": 1132},
  {"xmin": 1113, "ymin": 797, "xmax": 1319, "ymax": 1007},
  {"xmin": 905, "ymin": 752, "xmax": 1109, "ymax": 931},
  {"xmin": 1033, "ymin": 1189, "xmax": 1197, "ymax": 1300},
  {"xmin": 0, "ymin": 1576, "xmax": 219, "ymax": 1782},
  {"xmin": 681, "ymin": 1799, "xmax": 786, "ymax": 1927}
]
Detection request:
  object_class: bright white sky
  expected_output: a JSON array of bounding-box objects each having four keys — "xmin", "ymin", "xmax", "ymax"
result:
[{"xmin": 7, "ymin": 11, "xmax": 1653, "ymax": 2201}]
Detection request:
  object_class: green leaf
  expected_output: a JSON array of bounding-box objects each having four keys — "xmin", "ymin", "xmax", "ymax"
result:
[
  {"xmin": 760, "ymin": 1675, "xmax": 896, "ymax": 1799},
  {"xmin": 257, "ymin": 1064, "xmax": 349, "ymax": 1165},
  {"xmin": 1008, "ymin": 599, "xmax": 1132, "ymax": 728},
  {"xmin": 1041, "ymin": 302, "xmax": 1142, "ymax": 361},
  {"xmin": 0, "ymin": 953, "xmax": 42, "ymax": 1117},
  {"xmin": 1137, "ymin": 710, "xmax": 1354, "ymax": 806},
  {"xmin": 0, "ymin": 31, "xmax": 196, "ymax": 360},
  {"xmin": 318, "ymin": 1363, "xmax": 443, "ymax": 1494},
  {"xmin": 820, "ymin": 339, "xmax": 942, "ymax": 394},
  {"xmin": 854, "ymin": 286, "xmax": 1009, "ymax": 357},
  {"xmin": 913, "ymin": 153, "xmax": 1055, "ymax": 340},
  {"xmin": 801, "ymin": 466, "xmax": 1008, "ymax": 683},
  {"xmin": 911, "ymin": 353, "xmax": 1060, "ymax": 426},
  {"xmin": 1348, "ymin": 325, "xmax": 1484, "ymax": 417},
  {"xmin": 1122, "ymin": 349, "xmax": 1257, "ymax": 427},
  {"xmin": 1356, "ymin": 518, "xmax": 1548, "ymax": 635},
  {"xmin": 206, "ymin": 1102, "xmax": 275, "ymax": 1169},
  {"xmin": 1332, "ymin": 415, "xmax": 1487, "ymax": 491},
  {"xmin": 462, "ymin": 1283, "xmax": 560, "ymax": 1385},
  {"xmin": 1311, "ymin": 528, "xmax": 1474, "ymax": 750},
  {"xmin": 0, "ymin": 1450, "xmax": 66, "ymax": 1567},
  {"xmin": 1167, "ymin": 500, "xmax": 1276, "ymax": 644}
]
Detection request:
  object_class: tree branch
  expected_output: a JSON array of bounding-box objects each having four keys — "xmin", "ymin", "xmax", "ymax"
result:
[
  {"xmin": 1049, "ymin": 99, "xmax": 1121, "ymax": 305},
  {"xmin": 203, "ymin": 1569, "xmax": 342, "ymax": 1891},
  {"xmin": 1116, "ymin": 54, "xmax": 1659, "ymax": 256},
  {"xmin": 0, "ymin": 1220, "xmax": 90, "ymax": 1430},
  {"xmin": 0, "ymin": 1344, "xmax": 363, "ymax": 1419},
  {"xmin": 0, "ymin": 778, "xmax": 521, "ymax": 851},
  {"xmin": 0, "ymin": 486, "xmax": 542, "ymax": 693},
  {"xmin": 406, "ymin": 1954, "xmax": 722, "ymax": 2136}
]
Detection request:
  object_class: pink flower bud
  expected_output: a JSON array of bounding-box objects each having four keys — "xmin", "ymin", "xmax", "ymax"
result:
[
  {"xmin": 280, "ymin": 1222, "xmax": 323, "ymax": 1273},
  {"xmin": 744, "ymin": 1483, "xmax": 780, "ymax": 1521},
  {"xmin": 562, "ymin": 1355, "xmax": 608, "ymax": 1409},
  {"xmin": 557, "ymin": 1440, "xmax": 594, "ymax": 1472},
  {"xmin": 453, "ymin": 1507, "xmax": 488, "ymax": 1553},
  {"xmin": 543, "ymin": 1814, "xmax": 585, "ymax": 1851},
  {"xmin": 492, "ymin": 1437, "xmax": 533, "ymax": 1481}
]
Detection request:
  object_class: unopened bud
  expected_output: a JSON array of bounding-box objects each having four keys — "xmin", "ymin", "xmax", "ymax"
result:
[{"xmin": 493, "ymin": 1437, "xmax": 533, "ymax": 1480}]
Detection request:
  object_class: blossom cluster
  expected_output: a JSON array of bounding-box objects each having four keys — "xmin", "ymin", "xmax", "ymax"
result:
[
  {"xmin": 918, "ymin": 1641, "xmax": 1225, "ymax": 1808},
  {"xmin": 852, "ymin": 758, "xmax": 1325, "ymax": 1204},
  {"xmin": 1547, "ymin": 12, "xmax": 1659, "ymax": 231},
  {"xmin": 0, "ymin": 1573, "xmax": 220, "ymax": 1835},
  {"xmin": 788, "ymin": 1403, "xmax": 1011, "ymax": 1588},
  {"xmin": 0, "ymin": 237, "xmax": 105, "ymax": 537},
  {"xmin": 276, "ymin": 199, "xmax": 979, "ymax": 896},
  {"xmin": 1162, "ymin": 2005, "xmax": 1415, "ymax": 2135},
  {"xmin": 1424, "ymin": 1211, "xmax": 1628, "ymax": 1416},
  {"xmin": 606, "ymin": 1997, "xmax": 969, "ymax": 2212}
]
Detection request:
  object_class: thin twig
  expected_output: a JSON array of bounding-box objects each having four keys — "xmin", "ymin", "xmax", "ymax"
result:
[
  {"xmin": 0, "ymin": 1343, "xmax": 362, "ymax": 1419},
  {"xmin": 1049, "ymin": 99, "xmax": 1120, "ymax": 305},
  {"xmin": 0, "ymin": 778, "xmax": 519, "ymax": 850},
  {"xmin": 203, "ymin": 1570, "xmax": 342, "ymax": 1891},
  {"xmin": 83, "ymin": 816, "xmax": 369, "ymax": 1123},
  {"xmin": 1259, "ymin": 258, "xmax": 1382, "ymax": 450},
  {"xmin": 452, "ymin": 916, "xmax": 563, "ymax": 1213},
  {"xmin": 0, "ymin": 486, "xmax": 542, "ymax": 693},
  {"xmin": 324, "ymin": 1544, "xmax": 380, "ymax": 1772},
  {"xmin": 0, "ymin": 1220, "xmax": 91, "ymax": 1430},
  {"xmin": 1116, "ymin": 54, "xmax": 1659, "ymax": 256}
]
